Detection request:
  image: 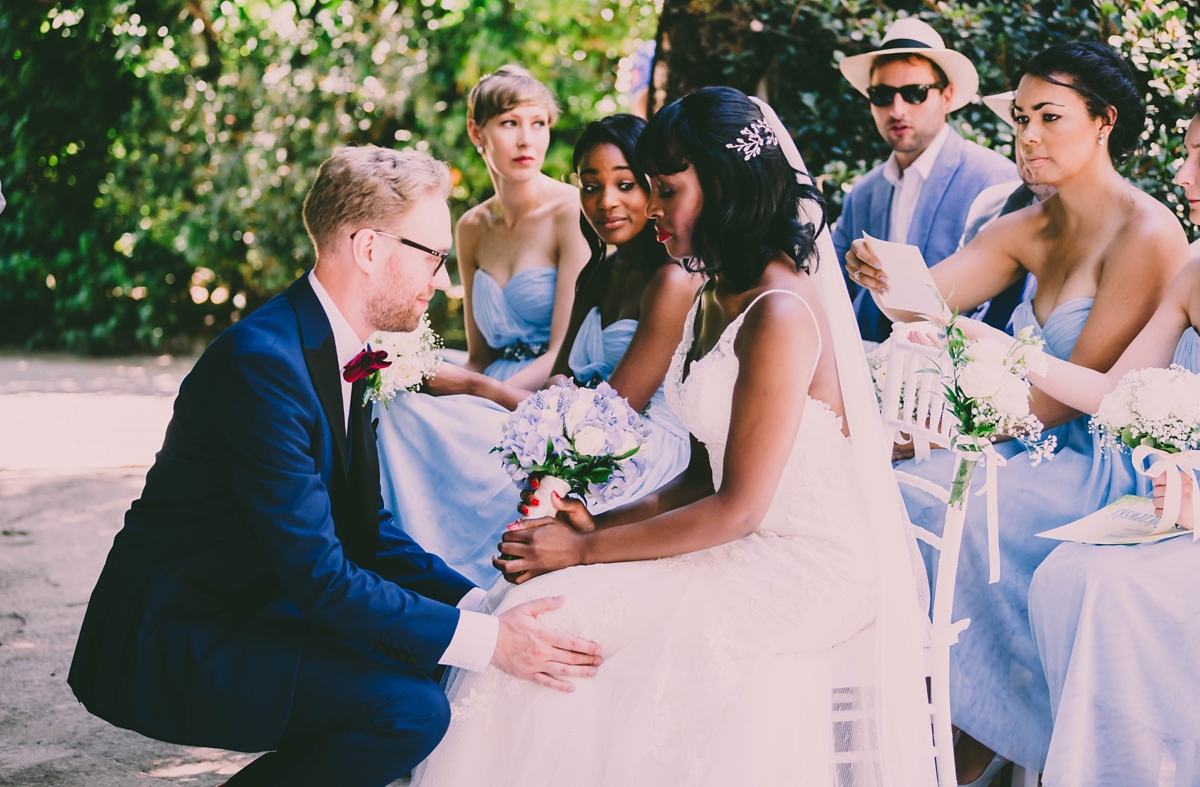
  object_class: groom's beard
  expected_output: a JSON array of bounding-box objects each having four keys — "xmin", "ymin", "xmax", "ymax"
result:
[{"xmin": 366, "ymin": 268, "xmax": 425, "ymax": 333}]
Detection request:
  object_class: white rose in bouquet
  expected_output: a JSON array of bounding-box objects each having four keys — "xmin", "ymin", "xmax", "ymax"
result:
[
  {"xmin": 965, "ymin": 338, "xmax": 1010, "ymax": 366},
  {"xmin": 958, "ymin": 359, "xmax": 1007, "ymax": 400},
  {"xmin": 364, "ymin": 315, "xmax": 444, "ymax": 405},
  {"xmin": 992, "ymin": 375, "xmax": 1032, "ymax": 418},
  {"xmin": 573, "ymin": 426, "xmax": 609, "ymax": 457}
]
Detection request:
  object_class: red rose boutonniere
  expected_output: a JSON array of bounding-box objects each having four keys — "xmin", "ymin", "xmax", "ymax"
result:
[{"xmin": 342, "ymin": 350, "xmax": 392, "ymax": 397}]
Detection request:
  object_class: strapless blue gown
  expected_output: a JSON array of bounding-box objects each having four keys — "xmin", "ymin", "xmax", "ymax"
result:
[
  {"xmin": 1028, "ymin": 327, "xmax": 1200, "ymax": 787},
  {"xmin": 898, "ymin": 297, "xmax": 1144, "ymax": 770},
  {"xmin": 375, "ymin": 289, "xmax": 689, "ymax": 587},
  {"xmin": 375, "ymin": 268, "xmax": 557, "ymax": 588},
  {"xmin": 567, "ymin": 307, "xmax": 691, "ymax": 512},
  {"xmin": 474, "ymin": 268, "xmax": 557, "ymax": 380}
]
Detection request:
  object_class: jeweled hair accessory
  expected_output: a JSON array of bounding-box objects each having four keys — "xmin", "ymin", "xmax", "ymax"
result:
[{"xmin": 725, "ymin": 118, "xmax": 778, "ymax": 160}]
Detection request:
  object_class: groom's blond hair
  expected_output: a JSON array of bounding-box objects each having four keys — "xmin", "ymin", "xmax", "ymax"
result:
[{"xmin": 302, "ymin": 146, "xmax": 451, "ymax": 257}]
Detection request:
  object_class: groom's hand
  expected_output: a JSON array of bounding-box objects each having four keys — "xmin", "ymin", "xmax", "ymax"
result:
[{"xmin": 491, "ymin": 596, "xmax": 602, "ymax": 692}]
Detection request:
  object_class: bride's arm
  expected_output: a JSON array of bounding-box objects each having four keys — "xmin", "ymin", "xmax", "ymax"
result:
[
  {"xmin": 498, "ymin": 294, "xmax": 820, "ymax": 579},
  {"xmin": 955, "ymin": 261, "xmax": 1198, "ymax": 413}
]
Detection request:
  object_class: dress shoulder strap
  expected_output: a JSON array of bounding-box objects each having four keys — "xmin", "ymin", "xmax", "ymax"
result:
[{"xmin": 741, "ymin": 289, "xmax": 822, "ymax": 359}]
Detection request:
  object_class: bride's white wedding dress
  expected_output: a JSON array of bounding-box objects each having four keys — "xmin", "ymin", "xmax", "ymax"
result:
[{"xmin": 412, "ymin": 290, "xmax": 880, "ymax": 786}]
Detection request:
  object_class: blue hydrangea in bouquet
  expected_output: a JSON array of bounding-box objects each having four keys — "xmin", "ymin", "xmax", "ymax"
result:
[{"xmin": 493, "ymin": 380, "xmax": 649, "ymax": 517}]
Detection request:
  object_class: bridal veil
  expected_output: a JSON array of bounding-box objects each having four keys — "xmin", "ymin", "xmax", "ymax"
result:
[{"xmin": 751, "ymin": 97, "xmax": 937, "ymax": 787}]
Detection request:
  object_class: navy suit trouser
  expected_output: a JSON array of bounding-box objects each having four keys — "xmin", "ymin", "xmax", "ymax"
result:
[{"xmin": 225, "ymin": 637, "xmax": 450, "ymax": 787}]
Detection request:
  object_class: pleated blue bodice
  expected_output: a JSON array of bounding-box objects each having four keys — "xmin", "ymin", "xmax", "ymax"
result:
[
  {"xmin": 567, "ymin": 306, "xmax": 689, "ymax": 441},
  {"xmin": 473, "ymin": 268, "xmax": 557, "ymax": 380}
]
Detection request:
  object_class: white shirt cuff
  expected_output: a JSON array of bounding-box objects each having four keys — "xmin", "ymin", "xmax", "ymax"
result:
[
  {"xmin": 457, "ymin": 586, "xmax": 488, "ymax": 613},
  {"xmin": 439, "ymin": 594, "xmax": 498, "ymax": 672}
]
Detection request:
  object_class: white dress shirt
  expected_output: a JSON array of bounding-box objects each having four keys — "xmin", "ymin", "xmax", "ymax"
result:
[
  {"xmin": 882, "ymin": 124, "xmax": 950, "ymax": 245},
  {"xmin": 307, "ymin": 271, "xmax": 498, "ymax": 671}
]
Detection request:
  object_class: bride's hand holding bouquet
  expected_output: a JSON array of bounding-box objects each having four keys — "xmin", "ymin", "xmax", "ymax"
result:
[{"xmin": 489, "ymin": 380, "xmax": 647, "ymax": 581}]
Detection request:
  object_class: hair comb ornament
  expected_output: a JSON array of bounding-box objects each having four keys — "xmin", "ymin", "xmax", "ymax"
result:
[{"xmin": 725, "ymin": 118, "xmax": 778, "ymax": 160}]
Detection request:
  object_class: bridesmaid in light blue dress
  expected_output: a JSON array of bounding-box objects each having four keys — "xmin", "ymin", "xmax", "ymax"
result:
[
  {"xmin": 844, "ymin": 43, "xmax": 1193, "ymax": 781},
  {"xmin": 1021, "ymin": 108, "xmax": 1200, "ymax": 787},
  {"xmin": 375, "ymin": 66, "xmax": 589, "ymax": 586},
  {"xmin": 377, "ymin": 113, "xmax": 702, "ymax": 586}
]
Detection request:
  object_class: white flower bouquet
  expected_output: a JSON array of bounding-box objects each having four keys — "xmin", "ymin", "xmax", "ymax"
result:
[
  {"xmin": 493, "ymin": 380, "xmax": 649, "ymax": 516},
  {"xmin": 364, "ymin": 314, "xmax": 444, "ymax": 406},
  {"xmin": 1091, "ymin": 365, "xmax": 1200, "ymax": 532},
  {"xmin": 936, "ymin": 318, "xmax": 1057, "ymax": 506},
  {"xmin": 1093, "ymin": 365, "xmax": 1200, "ymax": 454}
]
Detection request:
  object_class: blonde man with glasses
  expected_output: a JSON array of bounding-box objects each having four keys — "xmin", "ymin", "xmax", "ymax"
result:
[{"xmin": 68, "ymin": 146, "xmax": 601, "ymax": 787}]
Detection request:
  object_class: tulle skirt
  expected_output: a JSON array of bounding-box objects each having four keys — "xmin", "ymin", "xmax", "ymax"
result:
[{"xmin": 412, "ymin": 529, "xmax": 877, "ymax": 787}]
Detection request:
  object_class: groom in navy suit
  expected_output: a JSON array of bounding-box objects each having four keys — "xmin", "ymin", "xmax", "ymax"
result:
[{"xmin": 68, "ymin": 146, "xmax": 601, "ymax": 787}]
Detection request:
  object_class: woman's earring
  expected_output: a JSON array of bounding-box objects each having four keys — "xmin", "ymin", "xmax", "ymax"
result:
[
  {"xmin": 1098, "ymin": 132, "xmax": 1106, "ymax": 146},
  {"xmin": 476, "ymin": 145, "xmax": 484, "ymax": 154}
]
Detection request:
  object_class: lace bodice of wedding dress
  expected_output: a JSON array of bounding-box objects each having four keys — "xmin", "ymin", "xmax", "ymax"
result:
[{"xmin": 667, "ymin": 291, "xmax": 875, "ymax": 564}]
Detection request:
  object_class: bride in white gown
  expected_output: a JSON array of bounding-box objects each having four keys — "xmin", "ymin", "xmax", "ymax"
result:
[{"xmin": 413, "ymin": 88, "xmax": 934, "ymax": 787}]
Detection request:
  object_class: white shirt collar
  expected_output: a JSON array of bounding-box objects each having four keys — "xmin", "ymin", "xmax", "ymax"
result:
[
  {"xmin": 882, "ymin": 124, "xmax": 951, "ymax": 186},
  {"xmin": 308, "ymin": 270, "xmax": 367, "ymax": 369}
]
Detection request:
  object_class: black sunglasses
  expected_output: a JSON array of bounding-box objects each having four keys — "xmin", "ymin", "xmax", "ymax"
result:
[
  {"xmin": 866, "ymin": 83, "xmax": 944, "ymax": 107},
  {"xmin": 350, "ymin": 229, "xmax": 450, "ymax": 276}
]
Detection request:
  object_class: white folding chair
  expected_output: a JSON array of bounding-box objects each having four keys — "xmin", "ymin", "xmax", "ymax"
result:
[{"xmin": 879, "ymin": 339, "xmax": 972, "ymax": 787}]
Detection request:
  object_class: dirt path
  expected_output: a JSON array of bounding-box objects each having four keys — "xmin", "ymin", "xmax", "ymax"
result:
[{"xmin": 0, "ymin": 354, "xmax": 255, "ymax": 786}]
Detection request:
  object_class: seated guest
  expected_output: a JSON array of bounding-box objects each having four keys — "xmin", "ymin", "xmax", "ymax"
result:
[
  {"xmin": 832, "ymin": 17, "xmax": 1016, "ymax": 342},
  {"xmin": 377, "ymin": 115, "xmax": 701, "ymax": 586},
  {"xmin": 67, "ymin": 146, "xmax": 601, "ymax": 787},
  {"xmin": 845, "ymin": 42, "xmax": 1191, "ymax": 783}
]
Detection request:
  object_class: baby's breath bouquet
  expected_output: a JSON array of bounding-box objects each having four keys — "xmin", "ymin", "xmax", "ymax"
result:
[
  {"xmin": 364, "ymin": 315, "xmax": 444, "ymax": 406},
  {"xmin": 1092, "ymin": 365, "xmax": 1200, "ymax": 454},
  {"xmin": 493, "ymin": 380, "xmax": 648, "ymax": 516},
  {"xmin": 934, "ymin": 316, "xmax": 1057, "ymax": 506}
]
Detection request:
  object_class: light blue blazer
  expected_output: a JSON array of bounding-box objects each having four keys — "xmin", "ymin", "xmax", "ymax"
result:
[{"xmin": 831, "ymin": 128, "xmax": 1017, "ymax": 342}]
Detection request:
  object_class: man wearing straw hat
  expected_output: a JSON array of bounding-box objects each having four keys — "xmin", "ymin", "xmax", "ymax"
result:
[{"xmin": 831, "ymin": 17, "xmax": 1015, "ymax": 342}]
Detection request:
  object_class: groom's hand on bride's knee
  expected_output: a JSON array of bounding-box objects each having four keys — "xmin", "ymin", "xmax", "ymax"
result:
[{"xmin": 492, "ymin": 596, "xmax": 603, "ymax": 692}]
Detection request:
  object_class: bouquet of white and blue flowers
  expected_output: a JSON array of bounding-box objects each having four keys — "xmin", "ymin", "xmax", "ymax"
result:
[{"xmin": 493, "ymin": 380, "xmax": 649, "ymax": 516}]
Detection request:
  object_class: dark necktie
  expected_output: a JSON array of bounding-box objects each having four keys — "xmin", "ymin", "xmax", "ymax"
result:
[{"xmin": 343, "ymin": 377, "xmax": 380, "ymax": 564}]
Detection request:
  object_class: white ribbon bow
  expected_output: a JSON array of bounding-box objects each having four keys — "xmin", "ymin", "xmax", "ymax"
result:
[
  {"xmin": 956, "ymin": 441, "xmax": 1007, "ymax": 584},
  {"xmin": 1131, "ymin": 445, "xmax": 1200, "ymax": 539}
]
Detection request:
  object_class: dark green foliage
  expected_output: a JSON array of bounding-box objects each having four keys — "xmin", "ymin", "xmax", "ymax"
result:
[{"xmin": 1, "ymin": 0, "xmax": 1195, "ymax": 352}]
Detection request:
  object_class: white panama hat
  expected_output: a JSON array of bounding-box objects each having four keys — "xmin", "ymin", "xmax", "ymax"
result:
[
  {"xmin": 983, "ymin": 90, "xmax": 1015, "ymax": 127},
  {"xmin": 839, "ymin": 18, "xmax": 980, "ymax": 113}
]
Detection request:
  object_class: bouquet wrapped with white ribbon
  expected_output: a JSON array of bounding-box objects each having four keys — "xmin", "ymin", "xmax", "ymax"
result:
[{"xmin": 1092, "ymin": 365, "xmax": 1200, "ymax": 532}]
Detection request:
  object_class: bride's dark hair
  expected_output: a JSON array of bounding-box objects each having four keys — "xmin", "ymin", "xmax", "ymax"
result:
[{"xmin": 635, "ymin": 86, "xmax": 826, "ymax": 291}]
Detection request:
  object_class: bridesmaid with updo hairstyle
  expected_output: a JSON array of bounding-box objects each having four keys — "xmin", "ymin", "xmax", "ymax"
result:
[{"xmin": 846, "ymin": 40, "xmax": 1192, "ymax": 783}]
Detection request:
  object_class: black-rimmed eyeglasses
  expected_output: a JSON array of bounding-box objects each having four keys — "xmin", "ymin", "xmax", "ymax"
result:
[
  {"xmin": 866, "ymin": 83, "xmax": 944, "ymax": 107},
  {"xmin": 350, "ymin": 229, "xmax": 450, "ymax": 276}
]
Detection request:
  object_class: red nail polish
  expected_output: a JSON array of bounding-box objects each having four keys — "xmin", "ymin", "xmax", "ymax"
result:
[
  {"xmin": 530, "ymin": 478, "xmax": 540, "ymax": 490},
  {"xmin": 529, "ymin": 497, "xmax": 540, "ymax": 507},
  {"xmin": 507, "ymin": 523, "xmax": 518, "ymax": 530},
  {"xmin": 520, "ymin": 505, "xmax": 529, "ymax": 515},
  {"xmin": 552, "ymin": 491, "xmax": 560, "ymax": 499}
]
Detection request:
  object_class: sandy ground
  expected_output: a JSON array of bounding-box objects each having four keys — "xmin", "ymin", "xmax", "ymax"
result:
[{"xmin": 0, "ymin": 354, "xmax": 257, "ymax": 786}]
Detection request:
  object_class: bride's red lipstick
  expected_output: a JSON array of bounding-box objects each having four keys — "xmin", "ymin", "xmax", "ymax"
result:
[{"xmin": 656, "ymin": 229, "xmax": 673, "ymax": 243}]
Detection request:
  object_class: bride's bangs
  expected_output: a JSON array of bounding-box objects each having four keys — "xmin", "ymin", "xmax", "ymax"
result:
[{"xmin": 635, "ymin": 103, "xmax": 692, "ymax": 178}]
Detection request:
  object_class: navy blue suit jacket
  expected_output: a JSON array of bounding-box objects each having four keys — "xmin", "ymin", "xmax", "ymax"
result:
[
  {"xmin": 68, "ymin": 275, "xmax": 474, "ymax": 752},
  {"xmin": 831, "ymin": 128, "xmax": 1017, "ymax": 342}
]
